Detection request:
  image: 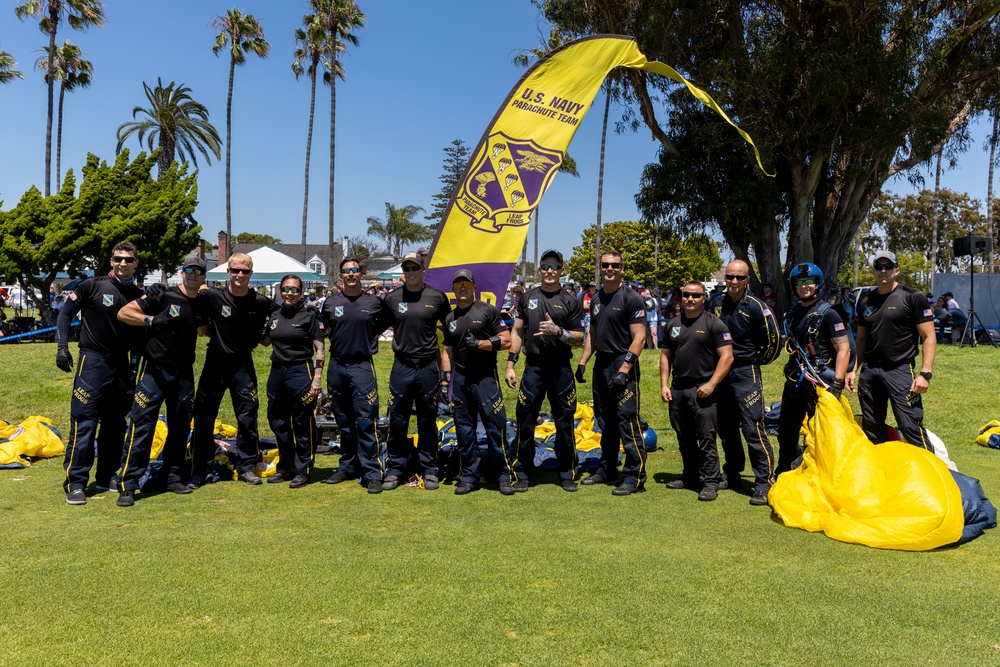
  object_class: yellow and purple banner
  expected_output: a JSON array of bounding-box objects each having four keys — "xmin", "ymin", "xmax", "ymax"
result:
[{"xmin": 425, "ymin": 35, "xmax": 769, "ymax": 304}]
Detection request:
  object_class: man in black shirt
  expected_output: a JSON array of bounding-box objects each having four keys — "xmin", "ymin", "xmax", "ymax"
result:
[
  {"xmin": 56, "ymin": 241, "xmax": 145, "ymax": 505},
  {"xmin": 115, "ymin": 256, "xmax": 208, "ymax": 506},
  {"xmin": 504, "ymin": 249, "xmax": 585, "ymax": 492},
  {"xmin": 660, "ymin": 281, "xmax": 734, "ymax": 501},
  {"xmin": 189, "ymin": 252, "xmax": 278, "ymax": 488},
  {"xmin": 442, "ymin": 269, "xmax": 514, "ymax": 495},
  {"xmin": 380, "ymin": 251, "xmax": 452, "ymax": 491},
  {"xmin": 577, "ymin": 250, "xmax": 648, "ymax": 496},
  {"xmin": 778, "ymin": 262, "xmax": 851, "ymax": 474},
  {"xmin": 714, "ymin": 259, "xmax": 781, "ymax": 505},
  {"xmin": 846, "ymin": 250, "xmax": 937, "ymax": 450},
  {"xmin": 321, "ymin": 257, "xmax": 391, "ymax": 494}
]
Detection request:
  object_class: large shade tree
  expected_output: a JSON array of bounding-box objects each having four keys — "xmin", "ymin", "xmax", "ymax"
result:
[
  {"xmin": 116, "ymin": 78, "xmax": 221, "ymax": 178},
  {"xmin": 366, "ymin": 202, "xmax": 433, "ymax": 260},
  {"xmin": 212, "ymin": 8, "xmax": 269, "ymax": 245},
  {"xmin": 542, "ymin": 0, "xmax": 1000, "ymax": 301},
  {"xmin": 15, "ymin": 0, "xmax": 106, "ymax": 197},
  {"xmin": 0, "ymin": 44, "xmax": 24, "ymax": 85},
  {"xmin": 35, "ymin": 39, "xmax": 92, "ymax": 187}
]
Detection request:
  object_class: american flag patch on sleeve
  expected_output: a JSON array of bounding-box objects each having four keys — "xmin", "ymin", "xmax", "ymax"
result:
[
  {"xmin": 722, "ymin": 332, "xmax": 732, "ymax": 341},
  {"xmin": 923, "ymin": 309, "xmax": 933, "ymax": 317},
  {"xmin": 833, "ymin": 322, "xmax": 845, "ymax": 332},
  {"xmin": 762, "ymin": 308, "xmax": 772, "ymax": 316}
]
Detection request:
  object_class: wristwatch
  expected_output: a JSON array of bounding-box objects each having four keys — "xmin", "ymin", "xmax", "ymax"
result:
[{"xmin": 919, "ymin": 371, "xmax": 932, "ymax": 382}]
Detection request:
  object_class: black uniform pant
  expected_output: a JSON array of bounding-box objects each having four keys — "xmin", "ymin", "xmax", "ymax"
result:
[
  {"xmin": 63, "ymin": 349, "xmax": 133, "ymax": 492},
  {"xmin": 591, "ymin": 353, "xmax": 647, "ymax": 488},
  {"xmin": 513, "ymin": 359, "xmax": 577, "ymax": 481},
  {"xmin": 776, "ymin": 377, "xmax": 817, "ymax": 474},
  {"xmin": 452, "ymin": 366, "xmax": 515, "ymax": 485},
  {"xmin": 858, "ymin": 361, "xmax": 934, "ymax": 452},
  {"xmin": 385, "ymin": 357, "xmax": 439, "ymax": 479},
  {"xmin": 191, "ymin": 353, "xmax": 261, "ymax": 480},
  {"xmin": 718, "ymin": 364, "xmax": 775, "ymax": 492},
  {"xmin": 118, "ymin": 359, "xmax": 195, "ymax": 492},
  {"xmin": 267, "ymin": 361, "xmax": 317, "ymax": 478},
  {"xmin": 668, "ymin": 385, "xmax": 721, "ymax": 488},
  {"xmin": 327, "ymin": 357, "xmax": 383, "ymax": 484}
]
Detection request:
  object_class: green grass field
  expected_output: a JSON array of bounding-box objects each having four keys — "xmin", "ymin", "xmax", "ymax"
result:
[{"xmin": 2, "ymin": 341, "xmax": 1000, "ymax": 666}]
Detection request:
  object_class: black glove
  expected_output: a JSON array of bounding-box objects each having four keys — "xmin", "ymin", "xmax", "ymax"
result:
[
  {"xmin": 575, "ymin": 364, "xmax": 587, "ymax": 384},
  {"xmin": 56, "ymin": 347, "xmax": 73, "ymax": 373},
  {"xmin": 463, "ymin": 332, "xmax": 480, "ymax": 350},
  {"xmin": 829, "ymin": 378, "xmax": 845, "ymax": 400},
  {"xmin": 144, "ymin": 283, "xmax": 166, "ymax": 299},
  {"xmin": 150, "ymin": 310, "xmax": 177, "ymax": 329},
  {"xmin": 610, "ymin": 371, "xmax": 629, "ymax": 389}
]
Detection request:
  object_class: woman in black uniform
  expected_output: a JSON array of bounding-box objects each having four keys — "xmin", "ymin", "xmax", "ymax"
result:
[{"xmin": 263, "ymin": 274, "xmax": 325, "ymax": 488}]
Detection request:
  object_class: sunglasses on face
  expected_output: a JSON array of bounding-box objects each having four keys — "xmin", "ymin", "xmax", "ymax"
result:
[
  {"xmin": 402, "ymin": 266, "xmax": 421, "ymax": 273},
  {"xmin": 600, "ymin": 261, "xmax": 621, "ymax": 269},
  {"xmin": 873, "ymin": 262, "xmax": 896, "ymax": 271},
  {"xmin": 341, "ymin": 267, "xmax": 361, "ymax": 274},
  {"xmin": 281, "ymin": 286, "xmax": 301, "ymax": 294},
  {"xmin": 793, "ymin": 278, "xmax": 818, "ymax": 286},
  {"xmin": 725, "ymin": 274, "xmax": 748, "ymax": 281},
  {"xmin": 112, "ymin": 256, "xmax": 136, "ymax": 264},
  {"xmin": 539, "ymin": 264, "xmax": 562, "ymax": 271},
  {"xmin": 183, "ymin": 267, "xmax": 205, "ymax": 276},
  {"xmin": 453, "ymin": 280, "xmax": 474, "ymax": 289},
  {"xmin": 229, "ymin": 267, "xmax": 251, "ymax": 275},
  {"xmin": 681, "ymin": 291, "xmax": 704, "ymax": 299}
]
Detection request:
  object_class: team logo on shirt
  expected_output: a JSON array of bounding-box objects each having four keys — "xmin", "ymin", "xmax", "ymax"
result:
[
  {"xmin": 221, "ymin": 305, "xmax": 232, "ymax": 318},
  {"xmin": 102, "ymin": 294, "xmax": 114, "ymax": 307},
  {"xmin": 864, "ymin": 306, "xmax": 874, "ymax": 318},
  {"xmin": 168, "ymin": 305, "xmax": 180, "ymax": 318},
  {"xmin": 449, "ymin": 321, "xmax": 457, "ymax": 333},
  {"xmin": 269, "ymin": 319, "xmax": 278, "ymax": 330},
  {"xmin": 398, "ymin": 302, "xmax": 408, "ymax": 313},
  {"xmin": 528, "ymin": 299, "xmax": 538, "ymax": 310},
  {"xmin": 334, "ymin": 306, "xmax": 344, "ymax": 318},
  {"xmin": 670, "ymin": 326, "xmax": 680, "ymax": 338},
  {"xmin": 592, "ymin": 304, "xmax": 601, "ymax": 315}
]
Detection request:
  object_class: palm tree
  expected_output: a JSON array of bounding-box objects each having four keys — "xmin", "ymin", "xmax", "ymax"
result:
[
  {"xmin": 0, "ymin": 45, "xmax": 24, "ymax": 85},
  {"xmin": 292, "ymin": 12, "xmax": 328, "ymax": 247},
  {"xmin": 36, "ymin": 39, "xmax": 92, "ymax": 187},
  {"xmin": 366, "ymin": 203, "xmax": 433, "ymax": 260},
  {"xmin": 116, "ymin": 78, "xmax": 221, "ymax": 178},
  {"xmin": 15, "ymin": 0, "xmax": 106, "ymax": 196},
  {"xmin": 313, "ymin": 0, "xmax": 366, "ymax": 248},
  {"xmin": 212, "ymin": 8, "xmax": 269, "ymax": 244}
]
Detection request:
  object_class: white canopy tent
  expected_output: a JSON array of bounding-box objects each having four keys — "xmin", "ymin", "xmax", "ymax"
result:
[{"xmin": 207, "ymin": 246, "xmax": 325, "ymax": 283}]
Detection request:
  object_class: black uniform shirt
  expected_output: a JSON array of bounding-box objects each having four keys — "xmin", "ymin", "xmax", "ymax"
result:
[
  {"xmin": 443, "ymin": 300, "xmax": 506, "ymax": 370},
  {"xmin": 590, "ymin": 285, "xmax": 646, "ymax": 355},
  {"xmin": 61, "ymin": 274, "xmax": 144, "ymax": 356},
  {"xmin": 321, "ymin": 291, "xmax": 389, "ymax": 358},
  {"xmin": 857, "ymin": 284, "xmax": 933, "ymax": 365},
  {"xmin": 267, "ymin": 301, "xmax": 323, "ymax": 363},
  {"xmin": 785, "ymin": 300, "xmax": 848, "ymax": 371},
  {"xmin": 717, "ymin": 292, "xmax": 781, "ymax": 366},
  {"xmin": 382, "ymin": 285, "xmax": 450, "ymax": 358},
  {"xmin": 663, "ymin": 310, "xmax": 732, "ymax": 386},
  {"xmin": 516, "ymin": 287, "xmax": 585, "ymax": 360},
  {"xmin": 137, "ymin": 286, "xmax": 205, "ymax": 366},
  {"xmin": 201, "ymin": 287, "xmax": 277, "ymax": 357}
]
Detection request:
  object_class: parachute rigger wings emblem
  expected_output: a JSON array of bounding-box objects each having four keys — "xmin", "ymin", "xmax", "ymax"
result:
[{"xmin": 456, "ymin": 132, "xmax": 562, "ymax": 234}]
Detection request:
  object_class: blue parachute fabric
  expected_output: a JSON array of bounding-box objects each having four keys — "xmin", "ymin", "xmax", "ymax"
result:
[
  {"xmin": 988, "ymin": 433, "xmax": 1000, "ymax": 450},
  {"xmin": 949, "ymin": 470, "xmax": 998, "ymax": 545}
]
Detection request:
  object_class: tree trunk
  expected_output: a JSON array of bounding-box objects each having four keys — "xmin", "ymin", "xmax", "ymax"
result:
[
  {"xmin": 533, "ymin": 206, "xmax": 539, "ymax": 284},
  {"xmin": 56, "ymin": 81, "xmax": 65, "ymax": 190},
  {"xmin": 301, "ymin": 70, "xmax": 318, "ymax": 247},
  {"xmin": 931, "ymin": 151, "xmax": 942, "ymax": 290},
  {"xmin": 988, "ymin": 111, "xmax": 998, "ymax": 272},
  {"xmin": 44, "ymin": 8, "xmax": 57, "ymax": 197},
  {"xmin": 225, "ymin": 57, "xmax": 235, "ymax": 243},
  {"xmin": 158, "ymin": 135, "xmax": 174, "ymax": 178},
  {"xmin": 594, "ymin": 83, "xmax": 610, "ymax": 285},
  {"xmin": 329, "ymin": 63, "xmax": 337, "ymax": 248}
]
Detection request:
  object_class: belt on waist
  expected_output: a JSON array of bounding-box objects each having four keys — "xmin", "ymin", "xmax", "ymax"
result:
[
  {"xmin": 395, "ymin": 355, "xmax": 435, "ymax": 366},
  {"xmin": 331, "ymin": 354, "xmax": 371, "ymax": 364}
]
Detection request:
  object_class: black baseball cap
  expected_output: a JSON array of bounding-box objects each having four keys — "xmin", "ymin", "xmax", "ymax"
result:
[
  {"xmin": 452, "ymin": 269, "xmax": 475, "ymax": 284},
  {"xmin": 540, "ymin": 248, "xmax": 564, "ymax": 265}
]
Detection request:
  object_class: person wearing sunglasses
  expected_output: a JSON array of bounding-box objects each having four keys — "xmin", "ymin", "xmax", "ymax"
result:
[
  {"xmin": 380, "ymin": 251, "xmax": 452, "ymax": 491},
  {"xmin": 847, "ymin": 250, "xmax": 937, "ymax": 452},
  {"xmin": 577, "ymin": 250, "xmax": 649, "ymax": 496},
  {"xmin": 56, "ymin": 242, "xmax": 146, "ymax": 505},
  {"xmin": 189, "ymin": 252, "xmax": 278, "ymax": 489},
  {"xmin": 320, "ymin": 257, "xmax": 392, "ymax": 494},
  {"xmin": 504, "ymin": 248, "xmax": 585, "ymax": 493},
  {"xmin": 776, "ymin": 262, "xmax": 852, "ymax": 475},
  {"xmin": 713, "ymin": 259, "xmax": 781, "ymax": 506},
  {"xmin": 442, "ymin": 269, "xmax": 514, "ymax": 495},
  {"xmin": 660, "ymin": 281, "xmax": 734, "ymax": 502},
  {"xmin": 113, "ymin": 255, "xmax": 209, "ymax": 506}
]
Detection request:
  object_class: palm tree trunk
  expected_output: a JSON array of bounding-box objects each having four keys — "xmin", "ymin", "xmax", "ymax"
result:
[
  {"xmin": 594, "ymin": 83, "xmax": 610, "ymax": 285},
  {"xmin": 988, "ymin": 110, "xmax": 998, "ymax": 272},
  {"xmin": 533, "ymin": 206, "xmax": 539, "ymax": 284},
  {"xmin": 225, "ymin": 57, "xmax": 235, "ymax": 243},
  {"xmin": 44, "ymin": 10, "xmax": 57, "ymax": 197},
  {"xmin": 328, "ymin": 63, "xmax": 337, "ymax": 248},
  {"xmin": 301, "ymin": 71, "xmax": 318, "ymax": 247},
  {"xmin": 930, "ymin": 151, "xmax": 942, "ymax": 290},
  {"xmin": 56, "ymin": 81, "xmax": 65, "ymax": 190}
]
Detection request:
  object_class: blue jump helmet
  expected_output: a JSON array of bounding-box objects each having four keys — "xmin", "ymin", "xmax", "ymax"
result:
[{"xmin": 789, "ymin": 262, "xmax": 823, "ymax": 288}]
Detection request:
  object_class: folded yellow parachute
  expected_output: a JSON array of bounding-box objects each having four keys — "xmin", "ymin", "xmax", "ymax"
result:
[
  {"xmin": 0, "ymin": 416, "xmax": 65, "ymax": 466},
  {"xmin": 770, "ymin": 389, "xmax": 964, "ymax": 551}
]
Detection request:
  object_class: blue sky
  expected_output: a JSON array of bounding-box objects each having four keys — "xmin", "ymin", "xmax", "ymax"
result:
[{"xmin": 1, "ymin": 0, "xmax": 996, "ymax": 263}]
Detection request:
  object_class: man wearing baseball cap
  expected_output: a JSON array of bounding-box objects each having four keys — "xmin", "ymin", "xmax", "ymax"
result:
[
  {"xmin": 847, "ymin": 250, "xmax": 937, "ymax": 451},
  {"xmin": 505, "ymin": 249, "xmax": 585, "ymax": 492},
  {"xmin": 442, "ymin": 268, "xmax": 516, "ymax": 495}
]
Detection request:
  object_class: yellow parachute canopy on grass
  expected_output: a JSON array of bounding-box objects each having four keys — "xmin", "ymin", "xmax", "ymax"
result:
[
  {"xmin": 0, "ymin": 416, "xmax": 65, "ymax": 466},
  {"xmin": 770, "ymin": 389, "xmax": 964, "ymax": 551}
]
